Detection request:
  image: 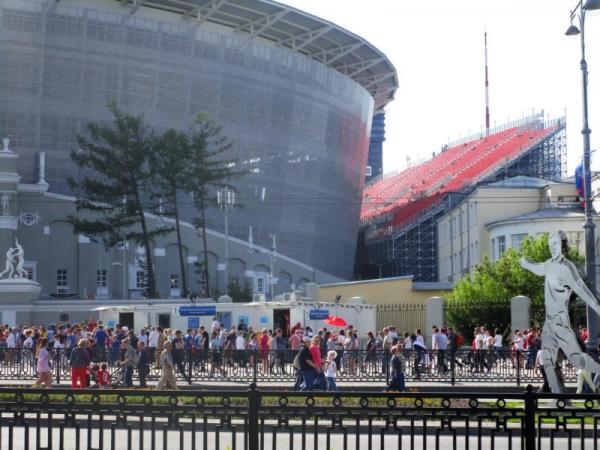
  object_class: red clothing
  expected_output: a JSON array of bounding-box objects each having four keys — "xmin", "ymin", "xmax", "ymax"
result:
[
  {"xmin": 97, "ymin": 369, "xmax": 110, "ymax": 386},
  {"xmin": 581, "ymin": 330, "xmax": 589, "ymax": 342},
  {"xmin": 259, "ymin": 334, "xmax": 270, "ymax": 351},
  {"xmin": 309, "ymin": 345, "xmax": 322, "ymax": 368},
  {"xmin": 289, "ymin": 334, "xmax": 301, "ymax": 351},
  {"xmin": 71, "ymin": 367, "xmax": 87, "ymax": 388}
]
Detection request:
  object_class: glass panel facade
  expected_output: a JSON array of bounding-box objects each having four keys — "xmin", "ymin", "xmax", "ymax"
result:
[{"xmin": 0, "ymin": 0, "xmax": 374, "ymax": 279}]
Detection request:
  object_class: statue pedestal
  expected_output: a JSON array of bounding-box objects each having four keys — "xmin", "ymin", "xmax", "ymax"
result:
[{"xmin": 0, "ymin": 278, "xmax": 41, "ymax": 304}]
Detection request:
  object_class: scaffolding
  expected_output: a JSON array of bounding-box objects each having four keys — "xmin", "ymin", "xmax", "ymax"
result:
[{"xmin": 356, "ymin": 123, "xmax": 567, "ymax": 282}]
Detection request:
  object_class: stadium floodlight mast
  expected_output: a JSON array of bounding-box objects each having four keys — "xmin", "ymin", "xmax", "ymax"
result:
[{"xmin": 566, "ymin": 0, "xmax": 600, "ymax": 348}]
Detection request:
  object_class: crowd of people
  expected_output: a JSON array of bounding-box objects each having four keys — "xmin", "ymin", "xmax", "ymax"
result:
[{"xmin": 0, "ymin": 318, "xmax": 593, "ymax": 391}]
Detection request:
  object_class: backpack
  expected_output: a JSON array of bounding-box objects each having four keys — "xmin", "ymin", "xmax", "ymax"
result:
[{"xmin": 292, "ymin": 352, "xmax": 301, "ymax": 369}]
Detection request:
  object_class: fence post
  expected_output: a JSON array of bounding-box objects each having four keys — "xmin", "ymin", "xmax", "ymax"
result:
[
  {"xmin": 523, "ymin": 384, "xmax": 536, "ymax": 450},
  {"xmin": 516, "ymin": 350, "xmax": 521, "ymax": 387},
  {"xmin": 55, "ymin": 349, "xmax": 61, "ymax": 384},
  {"xmin": 188, "ymin": 349, "xmax": 193, "ymax": 385},
  {"xmin": 253, "ymin": 350, "xmax": 258, "ymax": 384},
  {"xmin": 450, "ymin": 349, "xmax": 455, "ymax": 386},
  {"xmin": 248, "ymin": 383, "xmax": 260, "ymax": 450},
  {"xmin": 384, "ymin": 350, "xmax": 389, "ymax": 386}
]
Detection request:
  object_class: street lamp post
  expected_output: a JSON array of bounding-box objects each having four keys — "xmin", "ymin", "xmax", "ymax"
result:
[
  {"xmin": 248, "ymin": 226, "xmax": 277, "ymax": 300},
  {"xmin": 217, "ymin": 187, "xmax": 235, "ymax": 295},
  {"xmin": 566, "ymin": 0, "xmax": 600, "ymax": 348}
]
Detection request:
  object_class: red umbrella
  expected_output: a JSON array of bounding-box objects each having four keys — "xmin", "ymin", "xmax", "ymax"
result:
[{"xmin": 324, "ymin": 316, "xmax": 347, "ymax": 327}]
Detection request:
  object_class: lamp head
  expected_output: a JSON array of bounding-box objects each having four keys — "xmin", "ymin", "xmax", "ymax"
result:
[
  {"xmin": 584, "ymin": 0, "xmax": 600, "ymax": 11},
  {"xmin": 565, "ymin": 24, "xmax": 581, "ymax": 36}
]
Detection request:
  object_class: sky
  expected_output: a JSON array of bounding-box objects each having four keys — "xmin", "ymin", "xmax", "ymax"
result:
[{"xmin": 281, "ymin": 0, "xmax": 600, "ymax": 176}]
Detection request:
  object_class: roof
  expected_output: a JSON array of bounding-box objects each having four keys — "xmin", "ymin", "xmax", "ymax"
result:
[
  {"xmin": 481, "ymin": 176, "xmax": 559, "ymax": 189},
  {"xmin": 485, "ymin": 207, "xmax": 586, "ymax": 229},
  {"xmin": 116, "ymin": 0, "xmax": 397, "ymax": 112}
]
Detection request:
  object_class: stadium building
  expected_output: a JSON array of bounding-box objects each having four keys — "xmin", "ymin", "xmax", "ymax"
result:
[
  {"xmin": 0, "ymin": 0, "xmax": 397, "ymax": 281},
  {"xmin": 356, "ymin": 114, "xmax": 567, "ymax": 282}
]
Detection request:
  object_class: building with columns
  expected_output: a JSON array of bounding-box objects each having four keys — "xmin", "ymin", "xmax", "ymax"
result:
[{"xmin": 437, "ymin": 176, "xmax": 598, "ymax": 285}]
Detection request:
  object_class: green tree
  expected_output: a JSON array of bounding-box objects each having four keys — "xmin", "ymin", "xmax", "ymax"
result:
[
  {"xmin": 226, "ymin": 278, "xmax": 253, "ymax": 303},
  {"xmin": 447, "ymin": 233, "xmax": 584, "ymax": 340},
  {"xmin": 187, "ymin": 113, "xmax": 236, "ymax": 297},
  {"xmin": 150, "ymin": 129, "xmax": 193, "ymax": 296},
  {"xmin": 68, "ymin": 103, "xmax": 170, "ymax": 299}
]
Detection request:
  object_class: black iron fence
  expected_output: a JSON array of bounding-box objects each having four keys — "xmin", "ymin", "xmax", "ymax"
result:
[
  {"xmin": 0, "ymin": 385, "xmax": 597, "ymax": 449},
  {"xmin": 0, "ymin": 347, "xmax": 580, "ymax": 386}
]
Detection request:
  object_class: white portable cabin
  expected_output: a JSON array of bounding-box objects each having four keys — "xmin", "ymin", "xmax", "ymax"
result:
[{"xmin": 95, "ymin": 297, "xmax": 376, "ymax": 336}]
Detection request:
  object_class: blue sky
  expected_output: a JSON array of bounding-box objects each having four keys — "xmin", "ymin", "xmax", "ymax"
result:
[{"xmin": 282, "ymin": 0, "xmax": 600, "ymax": 176}]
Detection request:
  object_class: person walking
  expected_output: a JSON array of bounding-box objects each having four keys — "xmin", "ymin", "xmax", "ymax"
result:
[
  {"xmin": 156, "ymin": 342, "xmax": 177, "ymax": 390},
  {"xmin": 69, "ymin": 339, "xmax": 90, "ymax": 388},
  {"xmin": 33, "ymin": 338, "xmax": 52, "ymax": 388},
  {"xmin": 136, "ymin": 341, "xmax": 149, "ymax": 388},
  {"xmin": 120, "ymin": 338, "xmax": 135, "ymax": 388},
  {"xmin": 298, "ymin": 337, "xmax": 319, "ymax": 391},
  {"xmin": 386, "ymin": 345, "xmax": 406, "ymax": 392}
]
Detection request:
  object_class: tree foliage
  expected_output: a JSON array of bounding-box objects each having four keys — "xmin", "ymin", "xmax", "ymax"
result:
[
  {"xmin": 226, "ymin": 278, "xmax": 253, "ymax": 303},
  {"xmin": 68, "ymin": 103, "xmax": 170, "ymax": 298},
  {"xmin": 447, "ymin": 233, "xmax": 584, "ymax": 340},
  {"xmin": 150, "ymin": 129, "xmax": 193, "ymax": 296},
  {"xmin": 69, "ymin": 104, "xmax": 239, "ymax": 300},
  {"xmin": 186, "ymin": 113, "xmax": 237, "ymax": 297}
]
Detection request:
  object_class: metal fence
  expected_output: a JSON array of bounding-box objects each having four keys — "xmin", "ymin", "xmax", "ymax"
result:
[
  {"xmin": 0, "ymin": 348, "xmax": 580, "ymax": 386},
  {"xmin": 376, "ymin": 302, "xmax": 426, "ymax": 333},
  {"xmin": 0, "ymin": 385, "xmax": 597, "ymax": 449}
]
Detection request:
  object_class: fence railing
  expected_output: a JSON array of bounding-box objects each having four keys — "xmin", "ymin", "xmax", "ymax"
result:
[
  {"xmin": 0, "ymin": 385, "xmax": 597, "ymax": 450},
  {"xmin": 0, "ymin": 347, "xmax": 580, "ymax": 386}
]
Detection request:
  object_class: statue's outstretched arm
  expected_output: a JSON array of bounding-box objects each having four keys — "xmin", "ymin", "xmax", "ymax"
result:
[
  {"xmin": 567, "ymin": 262, "xmax": 600, "ymax": 317},
  {"xmin": 520, "ymin": 257, "xmax": 545, "ymax": 276}
]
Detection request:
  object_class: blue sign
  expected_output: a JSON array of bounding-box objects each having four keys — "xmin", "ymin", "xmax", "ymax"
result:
[
  {"xmin": 188, "ymin": 317, "xmax": 200, "ymax": 328},
  {"xmin": 260, "ymin": 315, "xmax": 269, "ymax": 324},
  {"xmin": 308, "ymin": 309, "xmax": 329, "ymax": 320},
  {"xmin": 178, "ymin": 305, "xmax": 216, "ymax": 317}
]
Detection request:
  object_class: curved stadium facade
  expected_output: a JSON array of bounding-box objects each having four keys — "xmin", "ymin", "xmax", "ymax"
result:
[{"xmin": 0, "ymin": 0, "xmax": 397, "ymax": 279}]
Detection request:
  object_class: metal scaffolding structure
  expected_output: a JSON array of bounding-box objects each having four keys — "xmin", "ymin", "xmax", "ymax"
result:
[{"xmin": 356, "ymin": 124, "xmax": 567, "ymax": 282}]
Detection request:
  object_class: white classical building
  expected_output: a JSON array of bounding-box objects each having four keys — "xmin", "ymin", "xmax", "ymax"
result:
[{"xmin": 437, "ymin": 176, "xmax": 598, "ymax": 285}]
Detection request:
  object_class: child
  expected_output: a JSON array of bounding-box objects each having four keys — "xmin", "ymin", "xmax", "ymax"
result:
[
  {"xmin": 325, "ymin": 350, "xmax": 338, "ymax": 391},
  {"xmin": 97, "ymin": 362, "xmax": 110, "ymax": 388},
  {"xmin": 387, "ymin": 345, "xmax": 405, "ymax": 392}
]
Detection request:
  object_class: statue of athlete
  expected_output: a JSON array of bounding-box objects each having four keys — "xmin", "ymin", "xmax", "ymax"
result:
[{"xmin": 520, "ymin": 231, "xmax": 600, "ymax": 393}]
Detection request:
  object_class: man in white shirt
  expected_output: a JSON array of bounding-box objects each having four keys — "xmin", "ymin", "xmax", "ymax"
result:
[
  {"xmin": 235, "ymin": 331, "xmax": 247, "ymax": 368},
  {"xmin": 148, "ymin": 327, "xmax": 159, "ymax": 348},
  {"xmin": 435, "ymin": 327, "xmax": 449, "ymax": 374},
  {"xmin": 6, "ymin": 329, "xmax": 16, "ymax": 348}
]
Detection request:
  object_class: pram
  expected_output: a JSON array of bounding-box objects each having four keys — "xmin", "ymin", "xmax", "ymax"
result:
[{"xmin": 88, "ymin": 363, "xmax": 124, "ymax": 388}]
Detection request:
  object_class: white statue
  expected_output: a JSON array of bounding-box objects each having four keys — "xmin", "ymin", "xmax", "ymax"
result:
[
  {"xmin": 520, "ymin": 231, "xmax": 600, "ymax": 393},
  {"xmin": 0, "ymin": 238, "xmax": 28, "ymax": 280},
  {"xmin": 0, "ymin": 193, "xmax": 9, "ymax": 216},
  {"xmin": 0, "ymin": 247, "xmax": 15, "ymax": 279},
  {"xmin": 13, "ymin": 238, "xmax": 26, "ymax": 278}
]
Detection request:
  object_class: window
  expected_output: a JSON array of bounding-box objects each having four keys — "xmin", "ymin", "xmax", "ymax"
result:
[
  {"xmin": 365, "ymin": 165, "xmax": 372, "ymax": 177},
  {"xmin": 491, "ymin": 238, "xmax": 496, "ymax": 260},
  {"xmin": 255, "ymin": 275, "xmax": 266, "ymax": 294},
  {"xmin": 170, "ymin": 273, "xmax": 179, "ymax": 289},
  {"xmin": 136, "ymin": 270, "xmax": 147, "ymax": 289},
  {"xmin": 56, "ymin": 269, "xmax": 67, "ymax": 287},
  {"xmin": 496, "ymin": 236, "xmax": 506, "ymax": 259},
  {"xmin": 511, "ymin": 233, "xmax": 528, "ymax": 250},
  {"xmin": 96, "ymin": 270, "xmax": 107, "ymax": 287}
]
